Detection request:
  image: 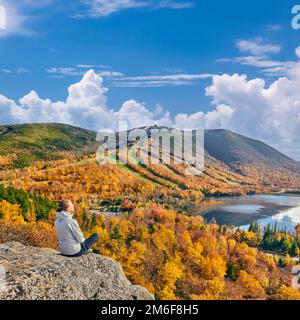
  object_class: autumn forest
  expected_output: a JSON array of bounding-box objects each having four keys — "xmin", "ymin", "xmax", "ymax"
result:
[{"xmin": 1, "ymin": 123, "xmax": 300, "ymax": 300}]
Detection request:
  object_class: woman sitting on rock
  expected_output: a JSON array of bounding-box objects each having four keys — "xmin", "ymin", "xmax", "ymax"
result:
[{"xmin": 54, "ymin": 200, "xmax": 99, "ymax": 257}]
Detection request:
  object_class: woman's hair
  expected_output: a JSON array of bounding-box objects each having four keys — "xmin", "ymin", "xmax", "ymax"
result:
[{"xmin": 59, "ymin": 200, "xmax": 73, "ymax": 212}]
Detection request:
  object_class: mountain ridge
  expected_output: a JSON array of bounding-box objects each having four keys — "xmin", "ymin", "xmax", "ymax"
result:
[
  {"xmin": 0, "ymin": 122, "xmax": 296, "ymax": 165},
  {"xmin": 0, "ymin": 123, "xmax": 299, "ymax": 193},
  {"xmin": 0, "ymin": 123, "xmax": 97, "ymax": 168}
]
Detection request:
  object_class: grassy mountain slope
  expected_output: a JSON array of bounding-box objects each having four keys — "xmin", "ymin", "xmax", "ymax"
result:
[
  {"xmin": 0, "ymin": 123, "xmax": 300, "ymax": 194},
  {"xmin": 205, "ymin": 129, "xmax": 296, "ymax": 169},
  {"xmin": 0, "ymin": 123, "xmax": 98, "ymax": 168},
  {"xmin": 204, "ymin": 129, "xmax": 300, "ymax": 187}
]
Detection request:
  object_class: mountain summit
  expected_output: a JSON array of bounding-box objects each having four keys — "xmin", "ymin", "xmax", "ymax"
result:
[{"xmin": 0, "ymin": 123, "xmax": 299, "ymax": 192}]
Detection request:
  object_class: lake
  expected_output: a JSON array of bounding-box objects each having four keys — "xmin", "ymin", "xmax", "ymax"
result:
[{"xmin": 199, "ymin": 194, "xmax": 300, "ymax": 232}]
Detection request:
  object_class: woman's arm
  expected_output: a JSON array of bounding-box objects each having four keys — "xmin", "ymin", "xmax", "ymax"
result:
[{"xmin": 68, "ymin": 219, "xmax": 85, "ymax": 244}]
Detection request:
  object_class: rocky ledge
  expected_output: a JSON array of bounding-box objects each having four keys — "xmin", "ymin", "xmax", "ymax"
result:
[{"xmin": 0, "ymin": 242, "xmax": 153, "ymax": 300}]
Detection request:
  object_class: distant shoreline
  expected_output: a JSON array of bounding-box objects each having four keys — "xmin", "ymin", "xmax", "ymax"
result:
[{"xmin": 203, "ymin": 189, "xmax": 300, "ymax": 200}]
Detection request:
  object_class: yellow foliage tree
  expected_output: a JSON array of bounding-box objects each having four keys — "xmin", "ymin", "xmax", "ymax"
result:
[{"xmin": 158, "ymin": 254, "xmax": 184, "ymax": 300}]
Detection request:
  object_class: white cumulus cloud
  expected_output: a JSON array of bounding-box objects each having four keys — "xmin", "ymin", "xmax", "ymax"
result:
[
  {"xmin": 2, "ymin": 60, "xmax": 300, "ymax": 159},
  {"xmin": 205, "ymin": 59, "xmax": 300, "ymax": 159}
]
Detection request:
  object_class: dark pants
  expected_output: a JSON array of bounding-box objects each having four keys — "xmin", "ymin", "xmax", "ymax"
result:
[{"xmin": 67, "ymin": 233, "xmax": 99, "ymax": 257}]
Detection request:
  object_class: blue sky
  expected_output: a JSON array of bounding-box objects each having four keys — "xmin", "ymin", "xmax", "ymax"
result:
[
  {"xmin": 1, "ymin": 0, "xmax": 300, "ymax": 158},
  {"xmin": 0, "ymin": 0, "xmax": 297, "ymax": 110}
]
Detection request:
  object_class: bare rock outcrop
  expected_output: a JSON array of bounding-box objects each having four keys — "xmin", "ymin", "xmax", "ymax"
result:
[{"xmin": 0, "ymin": 242, "xmax": 153, "ymax": 300}]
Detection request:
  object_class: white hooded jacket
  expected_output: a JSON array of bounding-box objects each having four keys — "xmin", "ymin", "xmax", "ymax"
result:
[{"xmin": 54, "ymin": 211, "xmax": 85, "ymax": 256}]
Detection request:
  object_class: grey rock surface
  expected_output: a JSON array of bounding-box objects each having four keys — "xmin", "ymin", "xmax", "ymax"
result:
[{"xmin": 0, "ymin": 242, "xmax": 153, "ymax": 300}]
